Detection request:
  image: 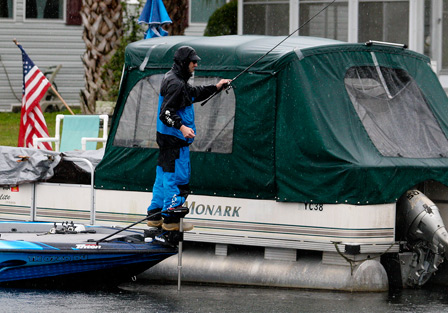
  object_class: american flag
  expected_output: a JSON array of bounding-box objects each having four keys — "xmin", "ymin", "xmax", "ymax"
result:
[{"xmin": 17, "ymin": 44, "xmax": 52, "ymax": 150}]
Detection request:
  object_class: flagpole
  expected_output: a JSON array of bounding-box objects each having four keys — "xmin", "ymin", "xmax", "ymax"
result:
[
  {"xmin": 13, "ymin": 39, "xmax": 75, "ymax": 115},
  {"xmin": 49, "ymin": 84, "xmax": 74, "ymax": 115}
]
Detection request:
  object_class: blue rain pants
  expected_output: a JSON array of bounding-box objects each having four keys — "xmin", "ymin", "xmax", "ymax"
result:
[{"xmin": 147, "ymin": 146, "xmax": 190, "ymax": 220}]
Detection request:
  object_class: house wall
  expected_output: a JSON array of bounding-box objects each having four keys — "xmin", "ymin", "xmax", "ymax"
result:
[
  {"xmin": 184, "ymin": 23, "xmax": 206, "ymax": 36},
  {"xmin": 237, "ymin": 0, "xmax": 448, "ymax": 91},
  {"xmin": 0, "ymin": 0, "xmax": 213, "ymax": 113},
  {"xmin": 0, "ymin": 0, "xmax": 84, "ymax": 112}
]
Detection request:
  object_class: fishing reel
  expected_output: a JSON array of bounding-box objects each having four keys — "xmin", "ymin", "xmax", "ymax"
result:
[
  {"xmin": 201, "ymin": 81, "xmax": 233, "ymax": 106},
  {"xmin": 223, "ymin": 82, "xmax": 233, "ymax": 94}
]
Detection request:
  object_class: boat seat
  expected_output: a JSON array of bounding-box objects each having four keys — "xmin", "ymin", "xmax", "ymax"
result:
[{"xmin": 33, "ymin": 114, "xmax": 109, "ymax": 152}]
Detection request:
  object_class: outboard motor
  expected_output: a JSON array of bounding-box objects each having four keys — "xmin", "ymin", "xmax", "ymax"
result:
[{"xmin": 396, "ymin": 189, "xmax": 448, "ymax": 286}]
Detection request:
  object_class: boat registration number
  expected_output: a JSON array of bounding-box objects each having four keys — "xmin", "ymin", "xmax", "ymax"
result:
[{"xmin": 304, "ymin": 203, "xmax": 324, "ymax": 211}]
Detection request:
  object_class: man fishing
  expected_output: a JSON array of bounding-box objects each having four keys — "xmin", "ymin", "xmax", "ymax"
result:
[{"xmin": 147, "ymin": 46, "xmax": 231, "ymax": 231}]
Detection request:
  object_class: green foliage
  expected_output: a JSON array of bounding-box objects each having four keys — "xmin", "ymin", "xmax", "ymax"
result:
[
  {"xmin": 204, "ymin": 0, "xmax": 237, "ymax": 36},
  {"xmin": 0, "ymin": 112, "xmax": 21, "ymax": 146},
  {"xmin": 103, "ymin": 1, "xmax": 145, "ymax": 101}
]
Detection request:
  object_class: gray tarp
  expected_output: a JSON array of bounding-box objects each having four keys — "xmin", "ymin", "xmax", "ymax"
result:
[
  {"xmin": 62, "ymin": 148, "xmax": 105, "ymax": 172},
  {"xmin": 0, "ymin": 146, "xmax": 104, "ymax": 186}
]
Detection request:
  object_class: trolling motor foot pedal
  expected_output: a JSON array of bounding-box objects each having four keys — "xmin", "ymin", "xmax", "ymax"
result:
[
  {"xmin": 144, "ymin": 228, "xmax": 183, "ymax": 246},
  {"xmin": 162, "ymin": 207, "xmax": 193, "ymax": 232}
]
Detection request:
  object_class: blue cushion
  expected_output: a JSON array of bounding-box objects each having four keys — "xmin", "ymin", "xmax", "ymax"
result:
[{"xmin": 59, "ymin": 115, "xmax": 100, "ymax": 152}]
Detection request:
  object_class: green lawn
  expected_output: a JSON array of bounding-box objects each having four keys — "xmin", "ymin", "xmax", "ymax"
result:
[{"xmin": 0, "ymin": 110, "xmax": 81, "ymax": 147}]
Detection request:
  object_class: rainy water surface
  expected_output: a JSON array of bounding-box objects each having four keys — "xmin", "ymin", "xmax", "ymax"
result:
[{"xmin": 2, "ymin": 282, "xmax": 448, "ymax": 312}]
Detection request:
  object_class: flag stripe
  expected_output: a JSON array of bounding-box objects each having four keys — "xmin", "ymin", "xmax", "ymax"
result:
[{"xmin": 25, "ymin": 75, "xmax": 49, "ymax": 111}]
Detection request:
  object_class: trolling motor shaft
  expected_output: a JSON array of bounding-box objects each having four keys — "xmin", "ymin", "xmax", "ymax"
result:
[
  {"xmin": 172, "ymin": 207, "xmax": 190, "ymax": 291},
  {"xmin": 143, "ymin": 207, "xmax": 190, "ymax": 291}
]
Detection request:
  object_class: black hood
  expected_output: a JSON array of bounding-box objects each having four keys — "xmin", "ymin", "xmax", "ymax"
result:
[{"xmin": 172, "ymin": 46, "xmax": 201, "ymax": 81}]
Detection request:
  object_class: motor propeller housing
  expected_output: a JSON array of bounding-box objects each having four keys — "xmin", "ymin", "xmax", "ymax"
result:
[{"xmin": 396, "ymin": 189, "xmax": 448, "ymax": 286}]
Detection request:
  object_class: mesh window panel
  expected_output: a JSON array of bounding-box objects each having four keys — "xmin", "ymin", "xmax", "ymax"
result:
[
  {"xmin": 345, "ymin": 65, "xmax": 448, "ymax": 158},
  {"xmin": 114, "ymin": 75, "xmax": 235, "ymax": 154}
]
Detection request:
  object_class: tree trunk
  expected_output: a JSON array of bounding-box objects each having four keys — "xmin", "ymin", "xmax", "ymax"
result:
[
  {"xmin": 80, "ymin": 0, "xmax": 123, "ymax": 114},
  {"xmin": 164, "ymin": 0, "xmax": 188, "ymax": 35}
]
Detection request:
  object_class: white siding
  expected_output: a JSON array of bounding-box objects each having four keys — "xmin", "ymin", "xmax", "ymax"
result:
[{"xmin": 0, "ymin": 0, "xmax": 84, "ymax": 111}]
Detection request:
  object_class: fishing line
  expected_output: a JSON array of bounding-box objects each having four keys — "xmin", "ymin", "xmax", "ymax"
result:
[{"xmin": 201, "ymin": 0, "xmax": 336, "ymax": 106}]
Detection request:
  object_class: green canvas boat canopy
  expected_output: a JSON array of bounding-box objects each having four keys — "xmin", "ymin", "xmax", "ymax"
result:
[{"xmin": 95, "ymin": 35, "xmax": 448, "ymax": 205}]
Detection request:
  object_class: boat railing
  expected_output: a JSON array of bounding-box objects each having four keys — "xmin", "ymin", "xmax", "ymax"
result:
[{"xmin": 30, "ymin": 156, "xmax": 96, "ymax": 225}]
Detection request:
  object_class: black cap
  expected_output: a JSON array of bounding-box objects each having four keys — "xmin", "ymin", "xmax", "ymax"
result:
[
  {"xmin": 174, "ymin": 46, "xmax": 201, "ymax": 63},
  {"xmin": 190, "ymin": 52, "xmax": 201, "ymax": 61}
]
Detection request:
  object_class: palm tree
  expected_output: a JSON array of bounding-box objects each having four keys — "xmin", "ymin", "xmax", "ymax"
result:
[
  {"xmin": 80, "ymin": 0, "xmax": 188, "ymax": 113},
  {"xmin": 80, "ymin": 0, "xmax": 123, "ymax": 114}
]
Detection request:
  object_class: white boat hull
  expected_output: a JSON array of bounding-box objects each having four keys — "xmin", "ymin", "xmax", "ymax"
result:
[{"xmin": 0, "ymin": 182, "xmax": 396, "ymax": 253}]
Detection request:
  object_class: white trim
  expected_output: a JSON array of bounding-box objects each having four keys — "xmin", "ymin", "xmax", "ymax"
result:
[
  {"xmin": 408, "ymin": 0, "xmax": 424, "ymax": 53},
  {"xmin": 289, "ymin": 0, "xmax": 299, "ymax": 34},
  {"xmin": 431, "ymin": 0, "xmax": 443, "ymax": 74},
  {"xmin": 238, "ymin": 0, "xmax": 243, "ymax": 34},
  {"xmin": 348, "ymin": 0, "xmax": 358, "ymax": 43}
]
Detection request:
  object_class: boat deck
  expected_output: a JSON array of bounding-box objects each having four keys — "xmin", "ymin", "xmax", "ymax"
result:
[
  {"xmin": 0, "ymin": 221, "xmax": 150, "ymax": 247},
  {"xmin": 0, "ymin": 231, "xmax": 140, "ymax": 243}
]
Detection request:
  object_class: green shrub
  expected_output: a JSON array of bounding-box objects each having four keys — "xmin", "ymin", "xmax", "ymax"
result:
[{"xmin": 204, "ymin": 0, "xmax": 237, "ymax": 36}]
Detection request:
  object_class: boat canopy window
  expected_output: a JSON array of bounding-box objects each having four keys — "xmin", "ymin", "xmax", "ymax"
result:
[
  {"xmin": 345, "ymin": 65, "xmax": 448, "ymax": 158},
  {"xmin": 113, "ymin": 74, "xmax": 235, "ymax": 153}
]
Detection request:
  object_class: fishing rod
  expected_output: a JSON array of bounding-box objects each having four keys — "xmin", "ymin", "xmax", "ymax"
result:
[
  {"xmin": 95, "ymin": 212, "xmax": 158, "ymax": 243},
  {"xmin": 201, "ymin": 0, "xmax": 336, "ymax": 106}
]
